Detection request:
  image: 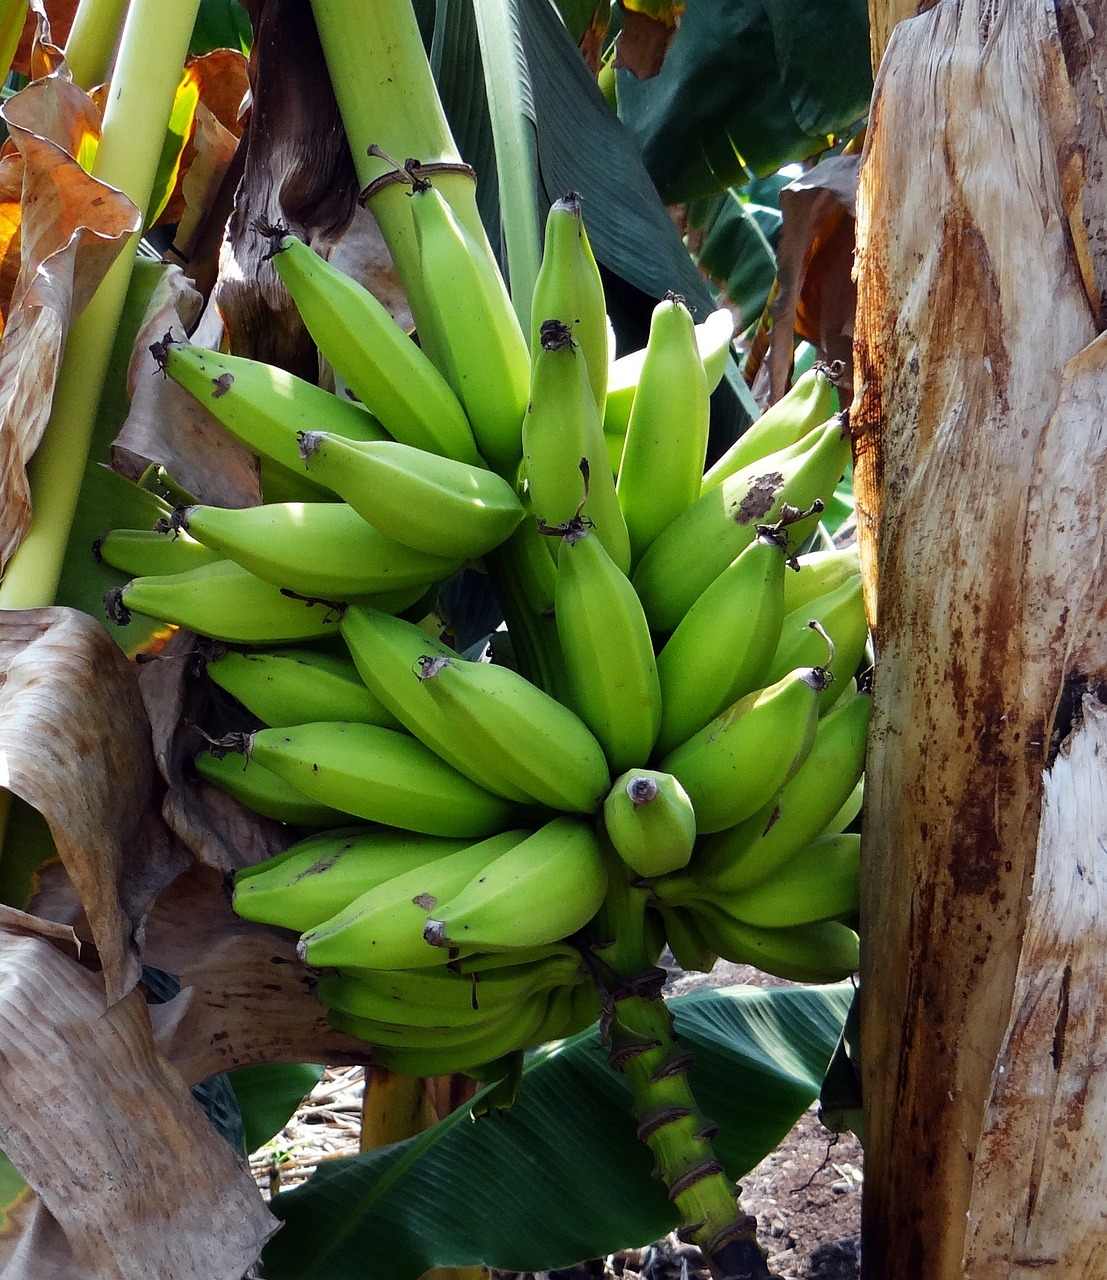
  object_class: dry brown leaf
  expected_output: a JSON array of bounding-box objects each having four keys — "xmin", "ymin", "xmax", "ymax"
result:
[
  {"xmin": 13, "ymin": 0, "xmax": 69, "ymax": 82},
  {"xmin": 615, "ymin": 3, "xmax": 681, "ymax": 80},
  {"xmin": 112, "ymin": 264, "xmax": 262, "ymax": 508},
  {"xmin": 0, "ymin": 931, "xmax": 276, "ymax": 1278},
  {"xmin": 0, "ymin": 609, "xmax": 157, "ymax": 1001},
  {"xmin": 145, "ymin": 863, "xmax": 373, "ymax": 1085},
  {"xmin": 0, "ymin": 76, "xmax": 140, "ymax": 571},
  {"xmin": 767, "ymin": 154, "xmax": 859, "ymax": 405}
]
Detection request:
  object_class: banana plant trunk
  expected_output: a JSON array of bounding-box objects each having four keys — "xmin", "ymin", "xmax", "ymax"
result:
[{"xmin": 854, "ymin": 1, "xmax": 1107, "ymax": 1275}]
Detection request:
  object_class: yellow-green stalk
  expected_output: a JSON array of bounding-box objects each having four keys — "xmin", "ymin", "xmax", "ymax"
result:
[
  {"xmin": 0, "ymin": 1, "xmax": 27, "ymax": 84},
  {"xmin": 0, "ymin": 0, "xmax": 200, "ymax": 612},
  {"xmin": 63, "ymin": 0, "xmax": 131, "ymax": 90},
  {"xmin": 308, "ymin": 0, "xmax": 499, "ymax": 331},
  {"xmin": 592, "ymin": 852, "xmax": 771, "ymax": 1279}
]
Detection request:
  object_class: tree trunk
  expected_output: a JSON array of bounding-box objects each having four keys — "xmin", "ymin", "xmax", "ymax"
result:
[{"xmin": 854, "ymin": 1, "xmax": 1107, "ymax": 1275}]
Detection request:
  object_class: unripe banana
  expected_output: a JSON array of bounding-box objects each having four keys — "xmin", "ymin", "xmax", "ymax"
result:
[
  {"xmin": 94, "ymin": 527, "xmax": 222, "ymax": 578},
  {"xmin": 205, "ymin": 646, "xmax": 400, "ymax": 728},
  {"xmin": 659, "ymin": 666, "xmax": 830, "ymax": 834},
  {"xmin": 338, "ymin": 605, "xmax": 539, "ymax": 804},
  {"xmin": 554, "ymin": 528, "xmax": 660, "ymax": 774},
  {"xmin": 264, "ymin": 230, "xmax": 482, "ymax": 464},
  {"xmin": 176, "ymin": 501, "xmax": 462, "ymax": 599},
  {"xmin": 156, "ymin": 340, "xmax": 388, "ymax": 477},
  {"xmin": 318, "ymin": 950, "xmax": 583, "ymax": 1028},
  {"xmin": 295, "ymin": 432, "xmax": 524, "ymax": 559},
  {"xmin": 193, "ymin": 749, "xmax": 349, "ymax": 827},
  {"xmin": 678, "ymin": 687, "xmax": 871, "ymax": 895},
  {"xmin": 523, "ymin": 320, "xmax": 631, "ymax": 573},
  {"xmin": 690, "ymin": 906, "xmax": 859, "ymax": 983},
  {"xmin": 823, "ymin": 778, "xmax": 864, "ymax": 836},
  {"xmin": 654, "ymin": 903, "xmax": 718, "ymax": 974},
  {"xmin": 231, "ymin": 827, "xmax": 472, "ymax": 931},
  {"xmin": 298, "ymin": 829, "xmax": 531, "ymax": 970},
  {"xmin": 616, "ymin": 295, "xmax": 709, "ymax": 564},
  {"xmin": 104, "ymin": 560, "xmax": 373, "ymax": 645},
  {"xmin": 334, "ymin": 987, "xmax": 552, "ymax": 1076},
  {"xmin": 220, "ymin": 722, "xmax": 526, "ymax": 837},
  {"xmin": 632, "ymin": 415, "xmax": 853, "ymax": 633},
  {"xmin": 407, "ymin": 648, "xmax": 612, "ymax": 814},
  {"xmin": 764, "ymin": 573, "xmax": 868, "ymax": 712},
  {"xmin": 423, "ymin": 816, "xmax": 608, "ymax": 952},
  {"xmin": 716, "ymin": 832, "xmax": 861, "ymax": 929},
  {"xmin": 530, "ymin": 192, "xmax": 609, "ymax": 415},
  {"xmin": 654, "ymin": 530, "xmax": 788, "ymax": 757},
  {"xmin": 603, "ymin": 770, "xmax": 697, "ymax": 878},
  {"xmin": 701, "ymin": 364, "xmax": 841, "ymax": 491},
  {"xmin": 781, "ymin": 544, "xmax": 861, "ymax": 616},
  {"xmin": 603, "ymin": 306, "xmax": 735, "ymax": 465},
  {"xmin": 407, "ymin": 178, "xmax": 531, "ymax": 477}
]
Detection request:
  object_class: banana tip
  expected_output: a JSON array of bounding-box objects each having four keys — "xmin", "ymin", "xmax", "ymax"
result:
[{"xmin": 423, "ymin": 917, "xmax": 449, "ymax": 947}]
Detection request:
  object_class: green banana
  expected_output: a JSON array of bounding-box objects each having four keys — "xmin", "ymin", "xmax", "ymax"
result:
[
  {"xmin": 677, "ymin": 687, "xmax": 871, "ymax": 895},
  {"xmin": 231, "ymin": 827, "xmax": 473, "ymax": 931},
  {"xmin": 258, "ymin": 453, "xmax": 337, "ymax": 505},
  {"xmin": 632, "ymin": 415, "xmax": 853, "ymax": 633},
  {"xmin": 716, "ymin": 832, "xmax": 861, "ymax": 929},
  {"xmin": 333, "ymin": 986, "xmax": 553, "ymax": 1076},
  {"xmin": 298, "ymin": 829, "xmax": 532, "ymax": 970},
  {"xmin": 823, "ymin": 778, "xmax": 864, "ymax": 836},
  {"xmin": 105, "ymin": 560, "xmax": 359, "ymax": 644},
  {"xmin": 423, "ymin": 816, "xmax": 608, "ymax": 951},
  {"xmin": 615, "ymin": 295, "xmax": 710, "ymax": 564},
  {"xmin": 338, "ymin": 605, "xmax": 536, "ymax": 804},
  {"xmin": 554, "ymin": 527, "xmax": 660, "ymax": 774},
  {"xmin": 156, "ymin": 340, "xmax": 388, "ymax": 476},
  {"xmin": 449, "ymin": 941, "xmax": 582, "ymax": 974},
  {"xmin": 193, "ymin": 749, "xmax": 349, "ymax": 827},
  {"xmin": 654, "ymin": 530, "xmax": 788, "ymax": 757},
  {"xmin": 318, "ymin": 950, "xmax": 583, "ymax": 1028},
  {"xmin": 701, "ymin": 364, "xmax": 841, "ymax": 492},
  {"xmin": 94, "ymin": 526, "xmax": 222, "ymax": 577},
  {"xmin": 220, "ymin": 722, "xmax": 526, "ymax": 837},
  {"xmin": 522, "ymin": 319, "xmax": 631, "ymax": 573},
  {"xmin": 175, "ymin": 501, "xmax": 462, "ymax": 599},
  {"xmin": 295, "ymin": 433, "xmax": 524, "ymax": 559},
  {"xmin": 764, "ymin": 573, "xmax": 868, "ymax": 712},
  {"xmin": 654, "ymin": 903, "xmax": 718, "ymax": 973},
  {"xmin": 659, "ymin": 665, "xmax": 830, "ymax": 834},
  {"xmin": 603, "ymin": 306, "xmax": 735, "ymax": 467},
  {"xmin": 264, "ymin": 230, "xmax": 482, "ymax": 464},
  {"xmin": 603, "ymin": 770, "xmax": 697, "ymax": 878},
  {"xmin": 689, "ymin": 906, "xmax": 860, "ymax": 984},
  {"xmin": 530, "ymin": 192, "xmax": 609, "ymax": 416},
  {"xmin": 781, "ymin": 544, "xmax": 862, "ymax": 616},
  {"xmin": 406, "ymin": 177, "xmax": 530, "ymax": 477},
  {"xmin": 205, "ymin": 646, "xmax": 400, "ymax": 728}
]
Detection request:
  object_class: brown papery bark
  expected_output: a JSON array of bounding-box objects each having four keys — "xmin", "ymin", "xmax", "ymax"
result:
[{"xmin": 854, "ymin": 1, "xmax": 1107, "ymax": 1276}]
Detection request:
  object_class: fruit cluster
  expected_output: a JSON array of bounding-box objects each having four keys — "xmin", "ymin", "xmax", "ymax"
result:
[{"xmin": 101, "ymin": 181, "xmax": 867, "ymax": 1080}]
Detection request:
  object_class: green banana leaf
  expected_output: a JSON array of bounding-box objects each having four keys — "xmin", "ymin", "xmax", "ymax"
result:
[
  {"xmin": 617, "ymin": 0, "xmax": 871, "ymax": 203},
  {"xmin": 229, "ymin": 1063, "xmax": 327, "ymax": 1156},
  {"xmin": 260, "ymin": 982, "xmax": 851, "ymax": 1279},
  {"xmin": 191, "ymin": 0, "xmax": 252, "ymax": 55},
  {"xmin": 687, "ymin": 189, "xmax": 781, "ymax": 331}
]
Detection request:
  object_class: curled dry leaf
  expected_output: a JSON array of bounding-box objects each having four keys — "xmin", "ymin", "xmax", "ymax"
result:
[
  {"xmin": 0, "ymin": 608, "xmax": 167, "ymax": 1002},
  {"xmin": 0, "ymin": 76, "xmax": 141, "ymax": 571},
  {"xmin": 12, "ymin": 0, "xmax": 70, "ymax": 83},
  {"xmin": 113, "ymin": 264, "xmax": 262, "ymax": 508},
  {"xmin": 767, "ymin": 153, "xmax": 860, "ymax": 405},
  {"xmin": 144, "ymin": 864, "xmax": 373, "ymax": 1085},
  {"xmin": 0, "ymin": 931, "xmax": 276, "ymax": 1278}
]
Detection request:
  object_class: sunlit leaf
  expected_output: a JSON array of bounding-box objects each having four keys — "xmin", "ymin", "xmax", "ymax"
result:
[{"xmin": 262, "ymin": 983, "xmax": 851, "ymax": 1279}]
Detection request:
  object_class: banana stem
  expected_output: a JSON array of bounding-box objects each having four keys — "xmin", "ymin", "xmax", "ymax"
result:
[
  {"xmin": 593, "ymin": 854, "xmax": 770, "ymax": 1280},
  {"xmin": 0, "ymin": 0, "xmax": 199, "ymax": 612},
  {"xmin": 308, "ymin": 0, "xmax": 499, "ymax": 332},
  {"xmin": 0, "ymin": 1, "xmax": 27, "ymax": 83},
  {"xmin": 360, "ymin": 1066, "xmax": 435, "ymax": 1151},
  {"xmin": 63, "ymin": 0, "xmax": 131, "ymax": 89},
  {"xmin": 470, "ymin": 0, "xmax": 541, "ymax": 330}
]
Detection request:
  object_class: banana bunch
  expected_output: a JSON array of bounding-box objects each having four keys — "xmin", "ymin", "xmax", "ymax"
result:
[{"xmin": 99, "ymin": 178, "xmax": 867, "ymax": 1075}]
